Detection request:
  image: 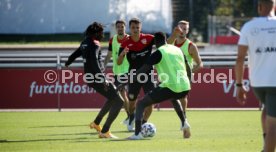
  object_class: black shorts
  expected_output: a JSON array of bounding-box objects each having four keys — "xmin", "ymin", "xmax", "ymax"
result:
[
  {"xmin": 128, "ymin": 77, "xmax": 155, "ymax": 101},
  {"xmin": 253, "ymin": 87, "xmax": 276, "ymax": 117},
  {"xmin": 114, "ymin": 74, "xmax": 128, "ymax": 87},
  {"xmin": 148, "ymin": 87, "xmax": 189, "ymax": 103}
]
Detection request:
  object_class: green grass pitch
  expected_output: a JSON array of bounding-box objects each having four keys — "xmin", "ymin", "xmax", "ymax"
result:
[{"xmin": 0, "ymin": 110, "xmax": 262, "ymax": 152}]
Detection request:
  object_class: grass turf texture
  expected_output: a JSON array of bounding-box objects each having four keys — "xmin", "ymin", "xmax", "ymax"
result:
[{"xmin": 0, "ymin": 110, "xmax": 262, "ymax": 152}]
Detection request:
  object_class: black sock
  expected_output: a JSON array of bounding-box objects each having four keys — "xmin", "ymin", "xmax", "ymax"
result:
[
  {"xmin": 129, "ymin": 113, "xmax": 135, "ymax": 125},
  {"xmin": 126, "ymin": 111, "xmax": 130, "ymax": 119},
  {"xmin": 94, "ymin": 116, "xmax": 102, "ymax": 125},
  {"xmin": 135, "ymin": 120, "xmax": 142, "ymax": 135},
  {"xmin": 142, "ymin": 119, "xmax": 147, "ymax": 124}
]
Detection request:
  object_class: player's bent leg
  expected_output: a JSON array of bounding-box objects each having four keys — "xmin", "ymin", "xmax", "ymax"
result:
[
  {"xmin": 141, "ymin": 79, "xmax": 155, "ymax": 123},
  {"xmin": 180, "ymin": 96, "xmax": 188, "ymax": 111},
  {"xmin": 120, "ymin": 89, "xmax": 130, "ymax": 124},
  {"xmin": 90, "ymin": 101, "xmax": 108, "ymax": 133},
  {"xmin": 126, "ymin": 99, "xmax": 136, "ymax": 131},
  {"xmin": 96, "ymin": 83, "xmax": 124, "ymax": 138},
  {"xmin": 180, "ymin": 97, "xmax": 188, "ymax": 122},
  {"xmin": 90, "ymin": 100, "xmax": 113, "ymax": 132},
  {"xmin": 176, "ymin": 97, "xmax": 191, "ymax": 138},
  {"xmin": 126, "ymin": 82, "xmax": 141, "ymax": 132},
  {"xmin": 128, "ymin": 96, "xmax": 154, "ymax": 140},
  {"xmin": 89, "ymin": 84, "xmax": 114, "ymax": 133},
  {"xmin": 99, "ymin": 96, "xmax": 124, "ymax": 138},
  {"xmin": 171, "ymin": 99, "xmax": 185, "ymax": 128},
  {"xmin": 142, "ymin": 105, "xmax": 153, "ymax": 124}
]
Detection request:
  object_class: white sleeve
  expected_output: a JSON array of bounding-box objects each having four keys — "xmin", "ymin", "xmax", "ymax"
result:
[{"xmin": 238, "ymin": 24, "xmax": 249, "ymax": 46}]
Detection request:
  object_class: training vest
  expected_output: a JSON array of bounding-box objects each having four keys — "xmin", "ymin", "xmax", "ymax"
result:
[
  {"xmin": 155, "ymin": 44, "xmax": 191, "ymax": 92},
  {"xmin": 112, "ymin": 35, "xmax": 129, "ymax": 75},
  {"xmin": 179, "ymin": 39, "xmax": 193, "ymax": 69}
]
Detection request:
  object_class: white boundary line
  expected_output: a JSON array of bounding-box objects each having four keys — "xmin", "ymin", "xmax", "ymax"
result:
[{"xmin": 0, "ymin": 108, "xmax": 260, "ymax": 112}]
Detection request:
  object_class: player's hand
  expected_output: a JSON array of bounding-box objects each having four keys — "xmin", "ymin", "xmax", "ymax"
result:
[
  {"xmin": 120, "ymin": 47, "xmax": 129, "ymax": 57},
  {"xmin": 236, "ymin": 86, "xmax": 247, "ymax": 105},
  {"xmin": 65, "ymin": 62, "xmax": 69, "ymax": 68},
  {"xmin": 172, "ymin": 26, "xmax": 183, "ymax": 37}
]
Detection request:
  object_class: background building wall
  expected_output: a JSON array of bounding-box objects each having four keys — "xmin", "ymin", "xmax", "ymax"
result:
[{"xmin": 0, "ymin": 0, "xmax": 172, "ymax": 34}]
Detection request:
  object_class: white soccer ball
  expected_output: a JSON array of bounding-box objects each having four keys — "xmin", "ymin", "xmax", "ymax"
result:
[{"xmin": 141, "ymin": 122, "xmax": 156, "ymax": 137}]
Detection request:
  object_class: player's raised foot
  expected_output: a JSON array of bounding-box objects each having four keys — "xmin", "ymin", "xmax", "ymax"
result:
[
  {"xmin": 127, "ymin": 133, "xmax": 144, "ymax": 140},
  {"xmin": 90, "ymin": 122, "xmax": 102, "ymax": 133},
  {"xmin": 181, "ymin": 120, "xmax": 191, "ymax": 139},
  {"xmin": 99, "ymin": 131, "xmax": 118, "ymax": 139}
]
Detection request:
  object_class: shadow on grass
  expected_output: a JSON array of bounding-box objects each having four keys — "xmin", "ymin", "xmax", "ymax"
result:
[
  {"xmin": 72, "ymin": 138, "xmax": 151, "ymax": 143},
  {"xmin": 0, "ymin": 137, "xmax": 97, "ymax": 143},
  {"xmin": 44, "ymin": 132, "xmax": 98, "ymax": 136},
  {"xmin": 29, "ymin": 124, "xmax": 88, "ymax": 128},
  {"xmin": 0, "ymin": 137, "xmax": 143, "ymax": 144},
  {"xmin": 42, "ymin": 130, "xmax": 130, "ymax": 137}
]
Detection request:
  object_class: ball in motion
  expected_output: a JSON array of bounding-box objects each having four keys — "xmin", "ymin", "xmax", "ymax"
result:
[{"xmin": 141, "ymin": 122, "xmax": 156, "ymax": 137}]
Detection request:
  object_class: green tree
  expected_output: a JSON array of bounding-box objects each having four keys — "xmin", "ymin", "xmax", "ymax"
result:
[{"xmin": 190, "ymin": 0, "xmax": 256, "ymax": 42}]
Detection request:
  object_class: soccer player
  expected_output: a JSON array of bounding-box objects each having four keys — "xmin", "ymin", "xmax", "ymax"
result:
[
  {"xmin": 103, "ymin": 20, "xmax": 130, "ymax": 123},
  {"xmin": 118, "ymin": 18, "xmax": 186, "ymax": 133},
  {"xmin": 235, "ymin": 0, "xmax": 276, "ymax": 151},
  {"xmin": 117, "ymin": 18, "xmax": 155, "ymax": 131},
  {"xmin": 126, "ymin": 32, "xmax": 191, "ymax": 140},
  {"xmin": 65, "ymin": 22, "xmax": 124, "ymax": 138},
  {"xmin": 167, "ymin": 20, "xmax": 203, "ymax": 138}
]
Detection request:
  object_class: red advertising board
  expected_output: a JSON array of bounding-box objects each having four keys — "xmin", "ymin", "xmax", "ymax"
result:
[{"xmin": 0, "ymin": 67, "xmax": 259, "ymax": 109}]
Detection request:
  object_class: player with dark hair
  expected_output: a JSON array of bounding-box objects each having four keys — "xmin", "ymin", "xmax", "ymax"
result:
[
  {"xmin": 117, "ymin": 18, "xmax": 155, "ymax": 131},
  {"xmin": 118, "ymin": 18, "xmax": 187, "ymax": 133},
  {"xmin": 125, "ymin": 32, "xmax": 191, "ymax": 140},
  {"xmin": 65, "ymin": 22, "xmax": 124, "ymax": 138},
  {"xmin": 103, "ymin": 20, "xmax": 130, "ymax": 123}
]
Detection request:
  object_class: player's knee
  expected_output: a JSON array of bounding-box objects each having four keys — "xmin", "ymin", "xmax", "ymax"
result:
[{"xmin": 138, "ymin": 96, "xmax": 153, "ymax": 109}]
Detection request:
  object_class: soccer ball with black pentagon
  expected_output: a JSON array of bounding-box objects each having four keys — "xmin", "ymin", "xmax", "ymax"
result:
[{"xmin": 141, "ymin": 122, "xmax": 156, "ymax": 137}]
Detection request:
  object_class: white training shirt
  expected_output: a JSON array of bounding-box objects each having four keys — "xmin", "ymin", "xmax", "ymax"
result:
[{"xmin": 238, "ymin": 16, "xmax": 276, "ymax": 87}]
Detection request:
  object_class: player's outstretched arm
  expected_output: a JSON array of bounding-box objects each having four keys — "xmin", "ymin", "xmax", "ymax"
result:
[{"xmin": 65, "ymin": 47, "xmax": 81, "ymax": 67}]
